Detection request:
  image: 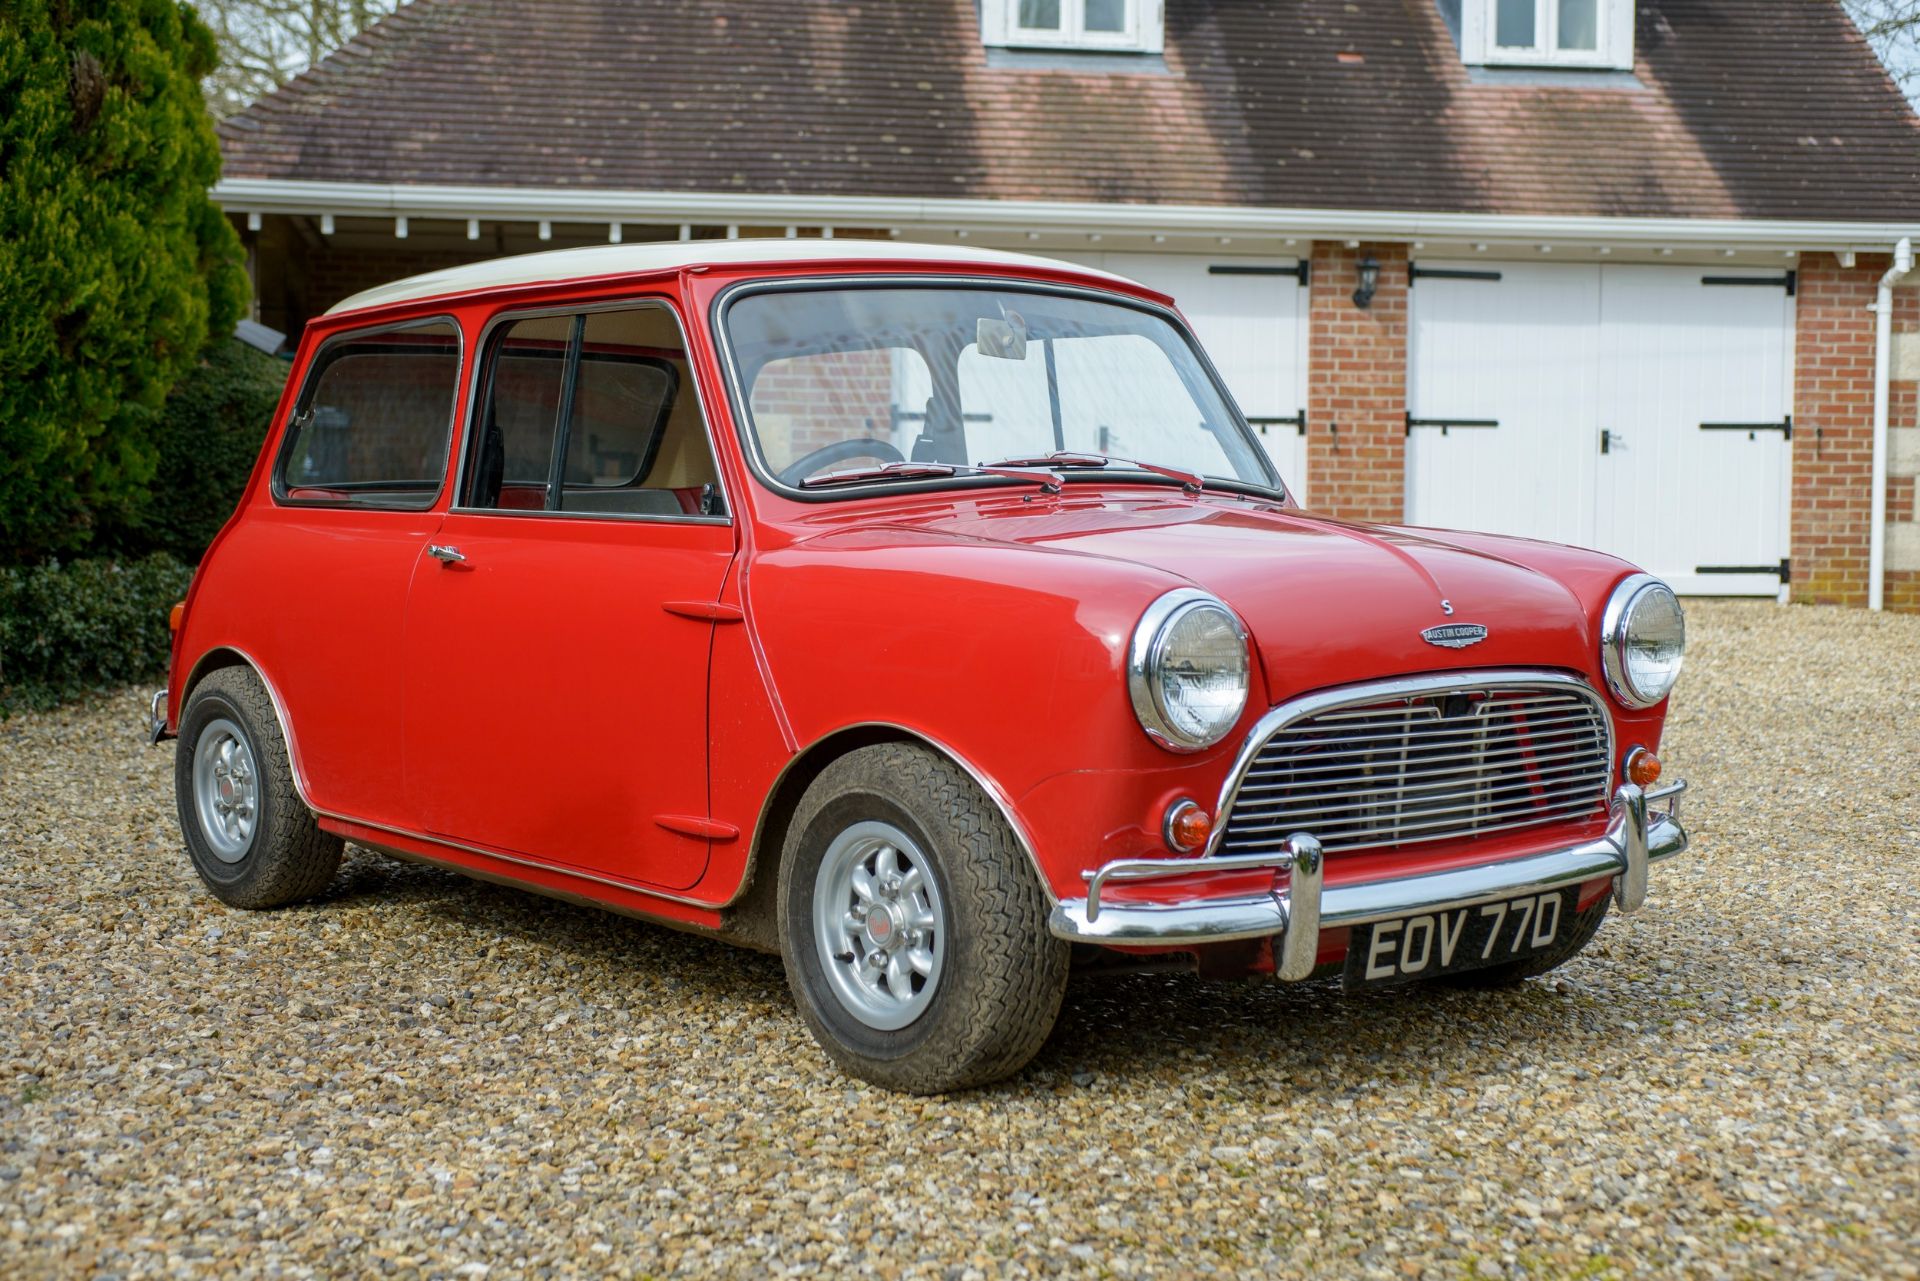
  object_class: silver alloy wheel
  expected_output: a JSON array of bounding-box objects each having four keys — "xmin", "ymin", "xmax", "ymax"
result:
[
  {"xmin": 192, "ymin": 717, "xmax": 259, "ymax": 863},
  {"xmin": 812, "ymin": 819, "xmax": 946, "ymax": 1031}
]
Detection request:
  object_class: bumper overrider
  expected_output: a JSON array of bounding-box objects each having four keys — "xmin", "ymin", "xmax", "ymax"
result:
[{"xmin": 1049, "ymin": 780, "xmax": 1688, "ymax": 981}]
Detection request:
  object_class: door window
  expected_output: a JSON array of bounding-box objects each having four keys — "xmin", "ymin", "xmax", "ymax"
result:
[
  {"xmin": 464, "ymin": 304, "xmax": 721, "ymax": 518},
  {"xmin": 274, "ymin": 319, "xmax": 462, "ymax": 508}
]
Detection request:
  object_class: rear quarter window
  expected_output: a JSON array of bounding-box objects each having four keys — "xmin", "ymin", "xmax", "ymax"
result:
[{"xmin": 273, "ymin": 319, "xmax": 463, "ymax": 509}]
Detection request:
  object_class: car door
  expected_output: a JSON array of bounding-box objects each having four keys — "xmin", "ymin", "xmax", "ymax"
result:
[{"xmin": 402, "ymin": 301, "xmax": 736, "ymax": 891}]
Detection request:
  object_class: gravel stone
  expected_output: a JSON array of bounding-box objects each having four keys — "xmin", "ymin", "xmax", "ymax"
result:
[{"xmin": 2, "ymin": 600, "xmax": 1917, "ymax": 1277}]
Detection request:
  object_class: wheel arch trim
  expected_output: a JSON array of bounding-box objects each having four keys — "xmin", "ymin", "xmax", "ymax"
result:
[
  {"xmin": 739, "ymin": 722, "xmax": 1055, "ymax": 909},
  {"xmin": 181, "ymin": 646, "xmax": 317, "ymax": 811}
]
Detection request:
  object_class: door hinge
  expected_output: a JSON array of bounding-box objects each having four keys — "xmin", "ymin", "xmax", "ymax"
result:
[
  {"xmin": 1209, "ymin": 262, "xmax": 1310, "ymax": 285},
  {"xmin": 662, "ymin": 600, "xmax": 744, "ymax": 622},
  {"xmin": 1699, "ymin": 415, "xmax": 1791, "ymax": 440},
  {"xmin": 1702, "ymin": 271, "xmax": 1796, "ymax": 296},
  {"xmin": 1694, "ymin": 558, "xmax": 1790, "ymax": 582},
  {"xmin": 1248, "ymin": 411, "xmax": 1307, "ymax": 437},
  {"xmin": 1408, "ymin": 263, "xmax": 1503, "ymax": 286},
  {"xmin": 1406, "ymin": 414, "xmax": 1499, "ymax": 436}
]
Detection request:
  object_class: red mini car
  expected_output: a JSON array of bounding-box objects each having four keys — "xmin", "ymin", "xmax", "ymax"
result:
[{"xmin": 153, "ymin": 241, "xmax": 1689, "ymax": 1092}]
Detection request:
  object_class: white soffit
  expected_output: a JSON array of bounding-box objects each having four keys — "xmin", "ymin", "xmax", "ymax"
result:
[{"xmin": 214, "ymin": 178, "xmax": 1920, "ymax": 254}]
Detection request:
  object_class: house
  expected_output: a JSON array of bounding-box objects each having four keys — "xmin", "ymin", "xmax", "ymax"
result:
[{"xmin": 213, "ymin": 0, "xmax": 1920, "ymax": 611}]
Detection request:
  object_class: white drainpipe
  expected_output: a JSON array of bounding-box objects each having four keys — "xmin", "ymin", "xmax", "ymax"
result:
[{"xmin": 1870, "ymin": 236, "xmax": 1914, "ymax": 612}]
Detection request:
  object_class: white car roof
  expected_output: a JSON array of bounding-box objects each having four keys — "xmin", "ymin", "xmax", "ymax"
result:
[{"xmin": 325, "ymin": 239, "xmax": 1144, "ymax": 316}]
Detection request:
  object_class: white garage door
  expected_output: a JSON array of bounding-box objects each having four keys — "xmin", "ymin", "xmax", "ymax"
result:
[
  {"xmin": 1407, "ymin": 262, "xmax": 1794, "ymax": 595},
  {"xmin": 1068, "ymin": 254, "xmax": 1310, "ymax": 500}
]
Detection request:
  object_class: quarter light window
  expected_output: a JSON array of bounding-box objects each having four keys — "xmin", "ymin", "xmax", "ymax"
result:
[
  {"xmin": 983, "ymin": 0, "xmax": 1163, "ymax": 54},
  {"xmin": 274, "ymin": 319, "xmax": 461, "ymax": 509},
  {"xmin": 1458, "ymin": 0, "xmax": 1632, "ymax": 70}
]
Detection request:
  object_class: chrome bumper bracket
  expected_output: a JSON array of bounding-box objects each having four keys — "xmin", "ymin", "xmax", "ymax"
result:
[
  {"xmin": 1050, "ymin": 780, "xmax": 1689, "ymax": 965},
  {"xmin": 146, "ymin": 688, "xmax": 169, "ymax": 745}
]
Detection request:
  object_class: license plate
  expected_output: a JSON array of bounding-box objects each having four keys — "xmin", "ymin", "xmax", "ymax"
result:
[{"xmin": 1342, "ymin": 887, "xmax": 1578, "ymax": 989}]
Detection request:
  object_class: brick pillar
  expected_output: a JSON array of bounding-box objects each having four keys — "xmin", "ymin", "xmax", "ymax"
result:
[
  {"xmin": 1306, "ymin": 241, "xmax": 1408, "ymax": 522},
  {"xmin": 1792, "ymin": 253, "xmax": 1920, "ymax": 609},
  {"xmin": 1885, "ymin": 279, "xmax": 1920, "ymax": 612}
]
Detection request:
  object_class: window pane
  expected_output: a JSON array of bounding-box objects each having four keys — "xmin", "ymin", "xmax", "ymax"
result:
[
  {"xmin": 277, "ymin": 321, "xmax": 459, "ymax": 508},
  {"xmin": 1083, "ymin": 0, "xmax": 1126, "ymax": 33},
  {"xmin": 1557, "ymin": 0, "xmax": 1598, "ymax": 50},
  {"xmin": 560, "ymin": 307, "xmax": 715, "ymax": 516},
  {"xmin": 727, "ymin": 287, "xmax": 1269, "ymax": 490},
  {"xmin": 1018, "ymin": 0, "xmax": 1061, "ymax": 30},
  {"xmin": 1495, "ymin": 0, "xmax": 1537, "ymax": 48},
  {"xmin": 747, "ymin": 346, "xmax": 930, "ymax": 479},
  {"xmin": 471, "ymin": 315, "xmax": 568, "ymax": 509}
]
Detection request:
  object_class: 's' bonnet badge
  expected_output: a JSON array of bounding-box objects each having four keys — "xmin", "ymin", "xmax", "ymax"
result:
[{"xmin": 1422, "ymin": 622, "xmax": 1489, "ymax": 649}]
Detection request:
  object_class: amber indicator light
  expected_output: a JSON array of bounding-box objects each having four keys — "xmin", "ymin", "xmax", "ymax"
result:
[
  {"xmin": 1626, "ymin": 748, "xmax": 1662, "ymax": 788},
  {"xmin": 168, "ymin": 602, "xmax": 185, "ymax": 633},
  {"xmin": 1165, "ymin": 800, "xmax": 1213, "ymax": 853}
]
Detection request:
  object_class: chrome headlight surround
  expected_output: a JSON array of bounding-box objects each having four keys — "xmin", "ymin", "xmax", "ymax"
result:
[
  {"xmin": 1600, "ymin": 573, "xmax": 1687, "ymax": 709},
  {"xmin": 1128, "ymin": 589, "xmax": 1251, "ymax": 752}
]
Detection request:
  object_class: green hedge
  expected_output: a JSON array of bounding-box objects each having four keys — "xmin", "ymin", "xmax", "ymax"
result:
[
  {"xmin": 101, "ymin": 338, "xmax": 286, "ymax": 561},
  {"xmin": 0, "ymin": 554, "xmax": 193, "ymax": 716}
]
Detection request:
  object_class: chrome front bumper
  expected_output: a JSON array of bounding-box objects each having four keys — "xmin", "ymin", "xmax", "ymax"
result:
[{"xmin": 1048, "ymin": 781, "xmax": 1689, "ymax": 981}]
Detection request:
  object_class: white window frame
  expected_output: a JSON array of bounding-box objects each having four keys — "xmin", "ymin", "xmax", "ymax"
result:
[
  {"xmin": 1459, "ymin": 0, "xmax": 1634, "ymax": 71},
  {"xmin": 981, "ymin": 0, "xmax": 1165, "ymax": 55}
]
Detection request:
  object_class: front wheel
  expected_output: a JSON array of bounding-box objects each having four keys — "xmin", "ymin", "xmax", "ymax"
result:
[{"xmin": 777, "ymin": 744, "xmax": 1069, "ymax": 1093}]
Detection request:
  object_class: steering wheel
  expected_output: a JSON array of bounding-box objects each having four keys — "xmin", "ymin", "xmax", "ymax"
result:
[{"xmin": 777, "ymin": 437, "xmax": 905, "ymax": 486}]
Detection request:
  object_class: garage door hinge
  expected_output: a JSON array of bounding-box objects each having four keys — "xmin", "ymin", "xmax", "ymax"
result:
[
  {"xmin": 1406, "ymin": 413, "xmax": 1500, "ymax": 435},
  {"xmin": 1208, "ymin": 262, "xmax": 1310, "ymax": 285},
  {"xmin": 1408, "ymin": 263, "xmax": 1504, "ymax": 287},
  {"xmin": 1248, "ymin": 411, "xmax": 1306, "ymax": 436},
  {"xmin": 1699, "ymin": 415, "xmax": 1791, "ymax": 440},
  {"xmin": 1694, "ymin": 558, "xmax": 1790, "ymax": 582},
  {"xmin": 1702, "ymin": 271, "xmax": 1796, "ymax": 296}
]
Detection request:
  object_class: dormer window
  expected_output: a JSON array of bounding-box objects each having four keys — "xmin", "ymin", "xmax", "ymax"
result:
[
  {"xmin": 1457, "ymin": 0, "xmax": 1634, "ymax": 71},
  {"xmin": 982, "ymin": 0, "xmax": 1165, "ymax": 55}
]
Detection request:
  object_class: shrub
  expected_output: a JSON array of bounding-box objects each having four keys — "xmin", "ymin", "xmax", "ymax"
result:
[
  {"xmin": 0, "ymin": 554, "xmax": 194, "ymax": 715},
  {"xmin": 0, "ymin": 0, "xmax": 247, "ymax": 564},
  {"xmin": 102, "ymin": 339, "xmax": 287, "ymax": 562}
]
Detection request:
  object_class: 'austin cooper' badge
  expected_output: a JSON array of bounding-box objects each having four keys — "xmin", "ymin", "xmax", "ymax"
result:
[{"xmin": 1421, "ymin": 622, "xmax": 1488, "ymax": 649}]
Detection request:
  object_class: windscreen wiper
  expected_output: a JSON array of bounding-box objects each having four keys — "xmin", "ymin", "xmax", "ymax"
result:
[
  {"xmin": 979, "ymin": 451, "xmax": 1205, "ymax": 494},
  {"xmin": 799, "ymin": 460, "xmax": 1065, "ymax": 492}
]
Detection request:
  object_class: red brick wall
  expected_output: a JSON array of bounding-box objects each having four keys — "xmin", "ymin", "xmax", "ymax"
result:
[
  {"xmin": 1305, "ymin": 242, "xmax": 1409, "ymax": 523},
  {"xmin": 1790, "ymin": 253, "xmax": 1918, "ymax": 607},
  {"xmin": 745, "ymin": 348, "xmax": 899, "ymax": 473}
]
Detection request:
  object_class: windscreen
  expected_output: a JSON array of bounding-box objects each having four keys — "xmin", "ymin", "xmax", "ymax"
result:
[{"xmin": 724, "ymin": 285, "xmax": 1276, "ymax": 491}]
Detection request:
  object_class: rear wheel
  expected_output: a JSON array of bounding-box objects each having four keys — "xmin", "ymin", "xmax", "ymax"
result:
[
  {"xmin": 777, "ymin": 744, "xmax": 1068, "ymax": 1093},
  {"xmin": 1435, "ymin": 894, "xmax": 1611, "ymax": 988},
  {"xmin": 175, "ymin": 667, "xmax": 342, "ymax": 909}
]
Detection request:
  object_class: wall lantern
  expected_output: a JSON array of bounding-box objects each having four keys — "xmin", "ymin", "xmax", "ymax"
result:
[{"xmin": 1352, "ymin": 255, "xmax": 1381, "ymax": 309}]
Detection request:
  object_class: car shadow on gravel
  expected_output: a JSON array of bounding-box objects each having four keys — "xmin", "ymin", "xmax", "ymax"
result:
[
  {"xmin": 313, "ymin": 847, "xmax": 1641, "ymax": 1094},
  {"xmin": 320, "ymin": 846, "xmax": 792, "ymax": 996}
]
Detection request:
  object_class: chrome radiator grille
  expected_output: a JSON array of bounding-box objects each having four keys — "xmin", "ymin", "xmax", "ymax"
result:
[{"xmin": 1219, "ymin": 681, "xmax": 1613, "ymax": 856}]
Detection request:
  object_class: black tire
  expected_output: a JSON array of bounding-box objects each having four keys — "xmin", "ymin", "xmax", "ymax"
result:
[
  {"xmin": 1435, "ymin": 893, "xmax": 1611, "ymax": 989},
  {"xmin": 175, "ymin": 666, "xmax": 342, "ymax": 909},
  {"xmin": 777, "ymin": 744, "xmax": 1069, "ymax": 1093}
]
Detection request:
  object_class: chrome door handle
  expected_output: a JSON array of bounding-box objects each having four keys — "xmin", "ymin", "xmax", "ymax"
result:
[{"xmin": 427, "ymin": 544, "xmax": 466, "ymax": 564}]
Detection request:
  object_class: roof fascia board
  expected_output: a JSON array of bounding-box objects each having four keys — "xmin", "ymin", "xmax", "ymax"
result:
[{"xmin": 212, "ymin": 178, "xmax": 1920, "ymax": 251}]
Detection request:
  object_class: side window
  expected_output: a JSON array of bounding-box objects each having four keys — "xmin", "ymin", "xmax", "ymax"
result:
[
  {"xmin": 275, "ymin": 320, "xmax": 461, "ymax": 508},
  {"xmin": 464, "ymin": 303, "xmax": 722, "ymax": 518}
]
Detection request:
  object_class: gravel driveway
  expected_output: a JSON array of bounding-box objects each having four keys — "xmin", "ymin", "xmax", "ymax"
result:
[{"xmin": 3, "ymin": 600, "xmax": 1916, "ymax": 1279}]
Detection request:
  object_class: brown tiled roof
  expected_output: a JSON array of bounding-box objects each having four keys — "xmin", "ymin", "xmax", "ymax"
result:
[{"xmin": 218, "ymin": 0, "xmax": 1920, "ymax": 222}]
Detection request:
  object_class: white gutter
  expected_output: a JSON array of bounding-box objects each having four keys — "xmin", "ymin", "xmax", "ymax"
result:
[
  {"xmin": 212, "ymin": 177, "xmax": 1920, "ymax": 252},
  {"xmin": 1869, "ymin": 236, "xmax": 1914, "ymax": 612}
]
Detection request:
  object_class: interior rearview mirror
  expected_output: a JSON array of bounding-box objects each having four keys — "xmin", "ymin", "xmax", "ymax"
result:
[{"xmin": 976, "ymin": 312, "xmax": 1029, "ymax": 361}]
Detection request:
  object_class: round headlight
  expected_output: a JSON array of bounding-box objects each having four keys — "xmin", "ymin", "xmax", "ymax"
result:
[
  {"xmin": 1128, "ymin": 590, "xmax": 1250, "ymax": 751},
  {"xmin": 1601, "ymin": 575, "xmax": 1686, "ymax": 709}
]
